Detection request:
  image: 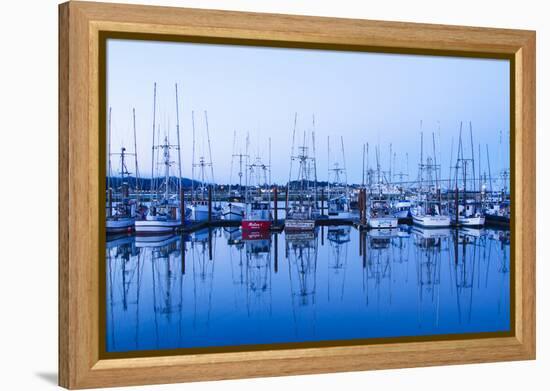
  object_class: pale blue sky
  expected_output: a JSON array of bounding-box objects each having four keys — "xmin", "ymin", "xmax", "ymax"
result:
[{"xmin": 106, "ymin": 39, "xmax": 510, "ymax": 185}]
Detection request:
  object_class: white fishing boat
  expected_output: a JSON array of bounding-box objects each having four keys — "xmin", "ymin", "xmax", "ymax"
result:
[
  {"xmin": 411, "ymin": 209, "xmax": 451, "ymax": 228},
  {"xmin": 412, "ymin": 129, "xmax": 451, "ymax": 228},
  {"xmin": 450, "ymin": 122, "xmax": 486, "ymax": 227},
  {"xmin": 106, "ymin": 107, "xmax": 141, "ymax": 234},
  {"xmin": 222, "ymin": 202, "xmax": 245, "ymax": 221},
  {"xmin": 135, "ymin": 83, "xmax": 184, "ymax": 235},
  {"xmin": 367, "ymin": 199, "xmax": 398, "ymax": 229},
  {"xmin": 189, "ymin": 111, "xmax": 223, "ymax": 222},
  {"xmin": 285, "ymin": 114, "xmax": 319, "ymax": 232},
  {"xmin": 326, "ymin": 138, "xmax": 351, "ymax": 219},
  {"xmin": 106, "ymin": 214, "xmax": 135, "ymax": 234},
  {"xmin": 189, "ymin": 200, "xmax": 222, "ymax": 221}
]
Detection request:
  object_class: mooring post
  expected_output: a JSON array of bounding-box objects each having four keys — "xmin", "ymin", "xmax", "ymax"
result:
[
  {"xmin": 273, "ymin": 186, "xmax": 278, "ymax": 223},
  {"xmin": 208, "ymin": 185, "xmax": 212, "ymax": 223},
  {"xmin": 285, "ymin": 184, "xmax": 289, "ymax": 218}
]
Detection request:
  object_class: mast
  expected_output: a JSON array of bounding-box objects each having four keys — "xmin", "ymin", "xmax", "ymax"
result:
[
  {"xmin": 204, "ymin": 111, "xmax": 215, "ymax": 184},
  {"xmin": 268, "ymin": 137, "xmax": 272, "ymax": 187},
  {"xmin": 362, "ymin": 143, "xmax": 366, "ymax": 188},
  {"xmin": 175, "ymin": 83, "xmax": 183, "ymax": 199},
  {"xmin": 469, "ymin": 122, "xmax": 476, "ymax": 195},
  {"xmin": 486, "ymin": 144, "xmax": 493, "ymax": 193},
  {"xmin": 107, "ymin": 106, "xmax": 112, "ymax": 192},
  {"xmin": 286, "ymin": 112, "xmax": 298, "ymax": 213},
  {"xmin": 132, "ymin": 108, "xmax": 140, "ymax": 205},
  {"xmin": 191, "ymin": 110, "xmax": 196, "ymax": 202},
  {"xmin": 150, "ymin": 83, "xmax": 157, "ymax": 202},
  {"xmin": 312, "ymin": 116, "xmax": 317, "ymax": 204},
  {"xmin": 327, "ymin": 136, "xmax": 331, "ymax": 201},
  {"xmin": 340, "ymin": 136, "xmax": 347, "ymax": 185},
  {"xmin": 229, "ymin": 130, "xmax": 236, "ymax": 195}
]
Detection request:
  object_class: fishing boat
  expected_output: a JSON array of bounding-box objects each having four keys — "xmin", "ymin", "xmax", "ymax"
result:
[
  {"xmin": 392, "ymin": 199, "xmax": 411, "ymax": 219},
  {"xmin": 484, "ymin": 199, "xmax": 510, "ymax": 226},
  {"xmin": 135, "ymin": 83, "xmax": 185, "ymax": 235},
  {"xmin": 106, "ymin": 107, "xmax": 141, "ymax": 234},
  {"xmin": 222, "ymin": 202, "xmax": 245, "ymax": 221},
  {"xmin": 242, "ymin": 198, "xmax": 273, "ymax": 232},
  {"xmin": 223, "ymin": 132, "xmax": 247, "ymax": 221},
  {"xmin": 364, "ymin": 144, "xmax": 398, "ymax": 228},
  {"xmin": 367, "ymin": 199, "xmax": 398, "ymax": 228},
  {"xmin": 189, "ymin": 111, "xmax": 222, "ymax": 221},
  {"xmin": 326, "ymin": 136, "xmax": 352, "ymax": 219},
  {"xmin": 411, "ymin": 129, "xmax": 451, "ymax": 228},
  {"xmin": 242, "ymin": 147, "xmax": 273, "ymax": 232},
  {"xmin": 285, "ymin": 114, "xmax": 319, "ymax": 232},
  {"xmin": 450, "ymin": 122, "xmax": 486, "ymax": 227}
]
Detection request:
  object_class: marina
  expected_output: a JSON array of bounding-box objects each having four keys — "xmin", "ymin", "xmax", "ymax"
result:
[{"xmin": 104, "ymin": 41, "xmax": 512, "ymax": 353}]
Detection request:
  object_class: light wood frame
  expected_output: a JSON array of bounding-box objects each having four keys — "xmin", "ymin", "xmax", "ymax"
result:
[{"xmin": 59, "ymin": 1, "xmax": 536, "ymax": 388}]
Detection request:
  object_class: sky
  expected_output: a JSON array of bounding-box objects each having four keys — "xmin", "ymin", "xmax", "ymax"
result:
[{"xmin": 106, "ymin": 39, "xmax": 510, "ymax": 186}]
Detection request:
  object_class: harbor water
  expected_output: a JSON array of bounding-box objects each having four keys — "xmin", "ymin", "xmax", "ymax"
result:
[{"xmin": 106, "ymin": 225, "xmax": 510, "ymax": 353}]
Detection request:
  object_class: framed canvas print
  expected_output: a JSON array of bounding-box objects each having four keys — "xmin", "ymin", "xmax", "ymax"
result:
[{"xmin": 58, "ymin": 1, "xmax": 536, "ymax": 389}]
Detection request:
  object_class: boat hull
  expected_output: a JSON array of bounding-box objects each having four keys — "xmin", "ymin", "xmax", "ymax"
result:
[
  {"xmin": 135, "ymin": 219, "xmax": 181, "ymax": 234},
  {"xmin": 222, "ymin": 204, "xmax": 244, "ymax": 221},
  {"xmin": 284, "ymin": 219, "xmax": 315, "ymax": 231},
  {"xmin": 456, "ymin": 216, "xmax": 486, "ymax": 227},
  {"xmin": 106, "ymin": 217, "xmax": 135, "ymax": 234},
  {"xmin": 393, "ymin": 209, "xmax": 410, "ymax": 219},
  {"xmin": 242, "ymin": 220, "xmax": 272, "ymax": 231},
  {"xmin": 367, "ymin": 217, "xmax": 398, "ymax": 229},
  {"xmin": 412, "ymin": 215, "xmax": 451, "ymax": 228}
]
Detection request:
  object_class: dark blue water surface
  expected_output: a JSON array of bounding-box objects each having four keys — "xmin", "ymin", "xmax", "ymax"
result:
[{"xmin": 105, "ymin": 225, "xmax": 510, "ymax": 353}]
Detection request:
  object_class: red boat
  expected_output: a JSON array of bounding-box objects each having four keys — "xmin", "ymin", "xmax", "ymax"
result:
[{"xmin": 241, "ymin": 200, "xmax": 272, "ymax": 233}]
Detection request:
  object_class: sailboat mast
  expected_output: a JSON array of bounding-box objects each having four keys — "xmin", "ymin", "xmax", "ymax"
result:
[
  {"xmin": 107, "ymin": 106, "xmax": 112, "ymax": 191},
  {"xmin": 150, "ymin": 83, "xmax": 157, "ymax": 202},
  {"xmin": 469, "ymin": 122, "xmax": 476, "ymax": 195},
  {"xmin": 191, "ymin": 110, "xmax": 196, "ymax": 202},
  {"xmin": 327, "ymin": 136, "xmax": 331, "ymax": 201},
  {"xmin": 204, "ymin": 111, "xmax": 215, "ymax": 184},
  {"xmin": 175, "ymin": 83, "xmax": 183, "ymax": 198},
  {"xmin": 486, "ymin": 144, "xmax": 493, "ymax": 193},
  {"xmin": 132, "ymin": 108, "xmax": 140, "ymax": 204},
  {"xmin": 362, "ymin": 143, "xmax": 365, "ymax": 188}
]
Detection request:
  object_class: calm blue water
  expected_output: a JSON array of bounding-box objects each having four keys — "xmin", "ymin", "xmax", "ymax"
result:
[{"xmin": 105, "ymin": 225, "xmax": 510, "ymax": 353}]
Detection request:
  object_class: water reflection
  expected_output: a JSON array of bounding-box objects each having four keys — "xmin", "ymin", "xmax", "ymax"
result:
[{"xmin": 106, "ymin": 225, "xmax": 511, "ymax": 353}]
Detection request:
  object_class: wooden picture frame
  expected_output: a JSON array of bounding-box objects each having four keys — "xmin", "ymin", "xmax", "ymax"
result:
[{"xmin": 59, "ymin": 1, "xmax": 536, "ymax": 388}]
